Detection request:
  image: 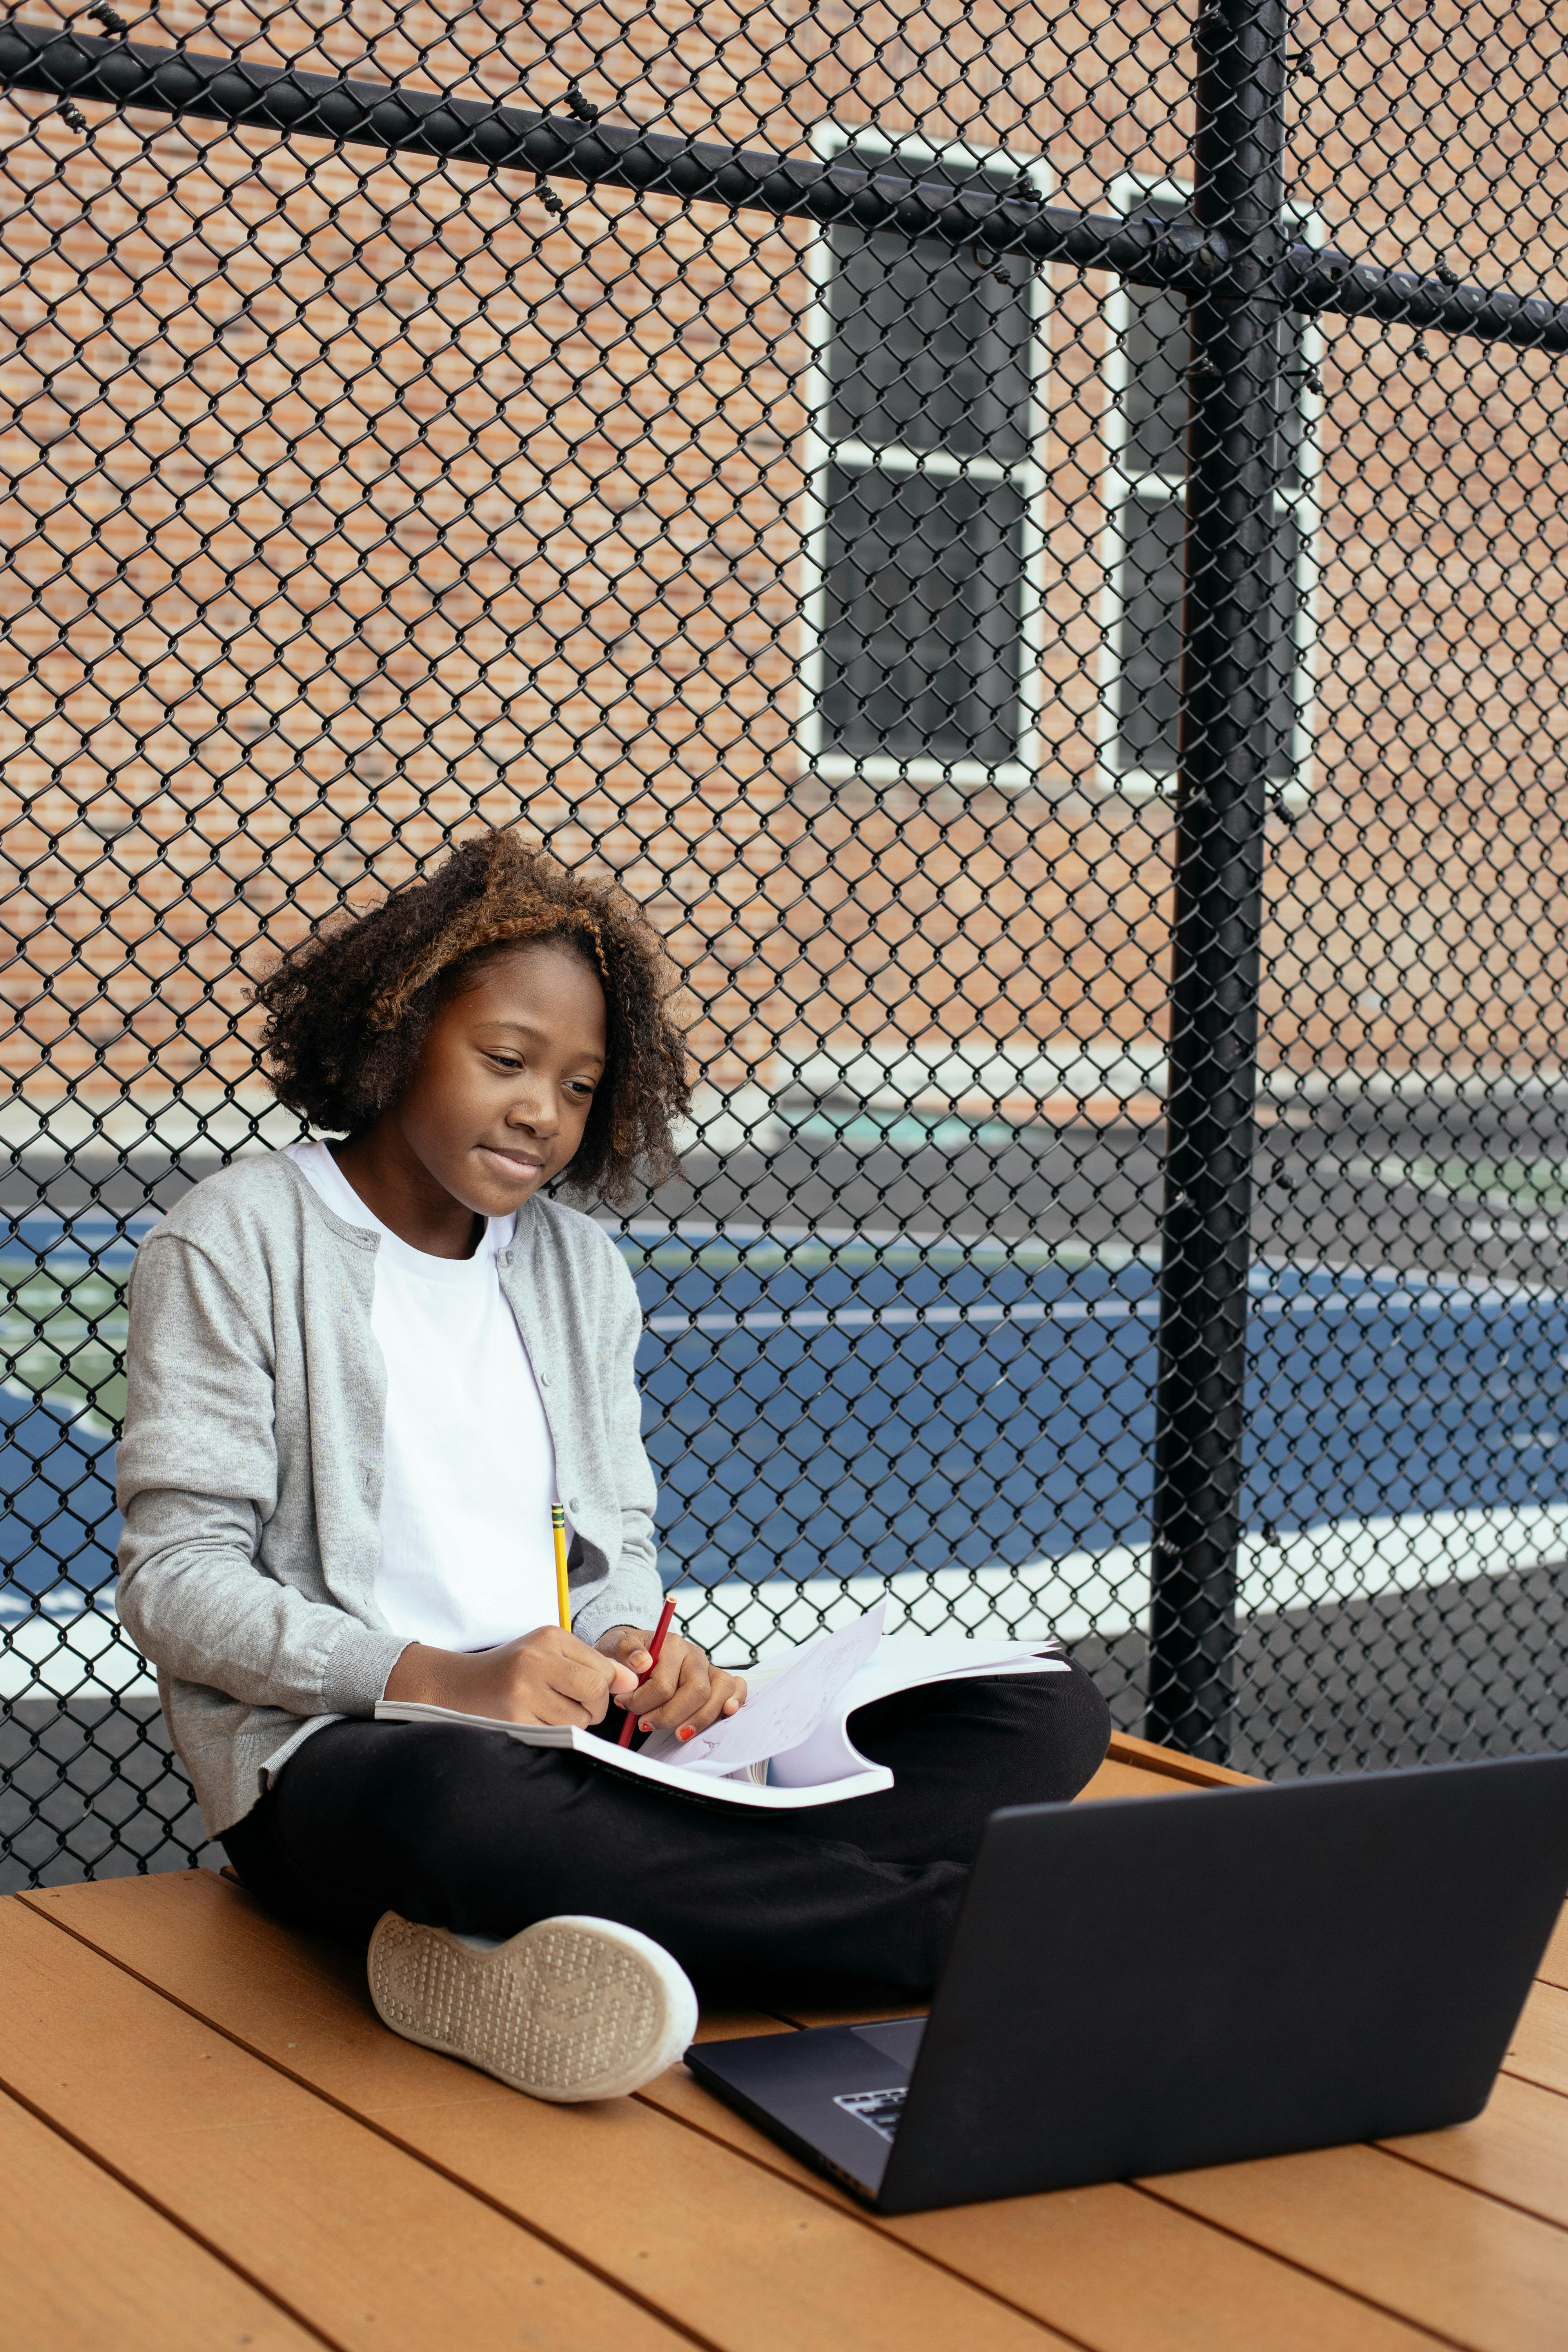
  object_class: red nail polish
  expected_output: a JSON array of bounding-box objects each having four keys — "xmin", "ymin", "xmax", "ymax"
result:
[{"xmin": 677, "ymin": 1725, "xmax": 695, "ymax": 1743}]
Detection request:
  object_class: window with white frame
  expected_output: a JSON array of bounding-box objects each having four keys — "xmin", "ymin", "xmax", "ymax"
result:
[
  {"xmin": 798, "ymin": 131, "xmax": 1050, "ymax": 791},
  {"xmin": 1099, "ymin": 178, "xmax": 1323, "ymax": 812}
]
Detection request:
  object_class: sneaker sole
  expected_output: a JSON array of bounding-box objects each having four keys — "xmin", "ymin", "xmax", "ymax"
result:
[{"xmin": 366, "ymin": 1911, "xmax": 699, "ymax": 2102}]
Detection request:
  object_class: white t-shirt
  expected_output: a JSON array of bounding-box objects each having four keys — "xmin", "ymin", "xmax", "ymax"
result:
[{"xmin": 285, "ymin": 1140, "xmax": 564, "ymax": 1652}]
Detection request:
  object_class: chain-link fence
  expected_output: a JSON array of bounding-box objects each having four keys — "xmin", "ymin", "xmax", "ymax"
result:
[{"xmin": 3, "ymin": 0, "xmax": 1567, "ymax": 1886}]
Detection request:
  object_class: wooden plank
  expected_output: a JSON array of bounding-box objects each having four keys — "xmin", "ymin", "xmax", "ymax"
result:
[
  {"xmin": 1382, "ymin": 2071, "xmax": 1568, "ymax": 2232},
  {"xmin": 1535, "ymin": 1902, "xmax": 1568, "ymax": 1994},
  {"xmin": 0, "ymin": 2082, "xmax": 318, "ymax": 2352},
  {"xmin": 756, "ymin": 1990, "xmax": 930, "ymax": 2030},
  {"xmin": 673, "ymin": 2006, "xmax": 1451, "ymax": 2351},
  {"xmin": 24, "ymin": 1875, "xmax": 1070, "ymax": 2352},
  {"xmin": 1099, "ymin": 1731, "xmax": 1263, "ymax": 1790},
  {"xmin": 886, "ymin": 2176, "xmax": 1441, "ymax": 2352},
  {"xmin": 644, "ymin": 2053, "xmax": 1441, "ymax": 2351},
  {"xmin": 691, "ymin": 2003, "xmax": 790, "ymax": 2043},
  {"xmin": 1503, "ymin": 1976, "xmax": 1568, "ymax": 2100},
  {"xmin": 1073, "ymin": 1733, "xmax": 1263, "ymax": 1806},
  {"xmin": 0, "ymin": 1893, "xmax": 687, "ymax": 2352},
  {"xmin": 1146, "ymin": 2142, "xmax": 1568, "ymax": 2352},
  {"xmin": 1077, "ymin": 1757, "xmax": 1201, "ymax": 1803}
]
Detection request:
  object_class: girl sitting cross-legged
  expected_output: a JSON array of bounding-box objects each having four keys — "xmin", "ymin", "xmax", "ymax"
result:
[{"xmin": 117, "ymin": 828, "xmax": 1111, "ymax": 2102}]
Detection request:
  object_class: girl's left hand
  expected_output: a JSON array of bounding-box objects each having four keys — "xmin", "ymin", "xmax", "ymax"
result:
[{"xmin": 595, "ymin": 1626, "xmax": 747, "ymax": 1740}]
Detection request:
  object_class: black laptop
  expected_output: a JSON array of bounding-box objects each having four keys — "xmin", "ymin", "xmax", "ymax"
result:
[{"xmin": 685, "ymin": 1755, "xmax": 1568, "ymax": 2213}]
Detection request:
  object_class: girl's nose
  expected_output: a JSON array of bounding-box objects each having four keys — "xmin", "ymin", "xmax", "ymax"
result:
[{"xmin": 509, "ymin": 1085, "xmax": 559, "ymax": 1136}]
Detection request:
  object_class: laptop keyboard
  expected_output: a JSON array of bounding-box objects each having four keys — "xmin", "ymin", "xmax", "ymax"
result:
[{"xmin": 833, "ymin": 2087, "xmax": 907, "ymax": 2142}]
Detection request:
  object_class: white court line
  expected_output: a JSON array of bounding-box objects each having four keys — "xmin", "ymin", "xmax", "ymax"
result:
[
  {"xmin": 646, "ymin": 1296, "xmax": 1162, "ymax": 1335},
  {"xmin": 8, "ymin": 1507, "xmax": 1567, "ymax": 1699},
  {"xmin": 0, "ymin": 1601, "xmax": 156, "ymax": 1700},
  {"xmin": 644, "ymin": 1285, "xmax": 1546, "ymax": 1339},
  {"xmin": 675, "ymin": 1501, "xmax": 1568, "ymax": 1664}
]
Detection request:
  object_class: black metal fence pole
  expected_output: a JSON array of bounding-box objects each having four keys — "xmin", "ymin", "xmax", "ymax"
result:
[{"xmin": 1145, "ymin": 0, "xmax": 1290, "ymax": 1758}]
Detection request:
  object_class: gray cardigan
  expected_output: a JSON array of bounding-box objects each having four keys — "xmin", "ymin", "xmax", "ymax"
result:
[{"xmin": 115, "ymin": 1152, "xmax": 664, "ymax": 1837}]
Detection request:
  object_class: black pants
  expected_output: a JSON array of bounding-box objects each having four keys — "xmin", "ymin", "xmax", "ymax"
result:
[{"xmin": 223, "ymin": 1661, "xmax": 1111, "ymax": 1996}]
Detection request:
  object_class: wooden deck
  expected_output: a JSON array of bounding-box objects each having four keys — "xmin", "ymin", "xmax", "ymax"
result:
[{"xmin": 3, "ymin": 1729, "xmax": 1566, "ymax": 2351}]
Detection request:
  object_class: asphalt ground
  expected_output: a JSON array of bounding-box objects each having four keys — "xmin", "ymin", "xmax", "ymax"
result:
[
  {"xmin": 9, "ymin": 1087, "xmax": 1568, "ymax": 1285},
  {"xmin": 1074, "ymin": 1557, "xmax": 1568, "ymax": 1780},
  {"xmin": 0, "ymin": 1697, "xmax": 218, "ymax": 1895}
]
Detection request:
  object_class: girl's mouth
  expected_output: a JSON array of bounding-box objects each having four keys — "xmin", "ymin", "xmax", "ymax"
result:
[{"xmin": 478, "ymin": 1143, "xmax": 546, "ymax": 1179}]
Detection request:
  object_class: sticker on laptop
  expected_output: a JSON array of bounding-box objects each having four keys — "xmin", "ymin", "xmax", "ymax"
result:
[{"xmin": 833, "ymin": 2087, "xmax": 907, "ymax": 2142}]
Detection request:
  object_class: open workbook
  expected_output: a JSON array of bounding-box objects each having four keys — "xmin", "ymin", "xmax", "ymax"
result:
[{"xmin": 376, "ymin": 1600, "xmax": 1068, "ymax": 1809}]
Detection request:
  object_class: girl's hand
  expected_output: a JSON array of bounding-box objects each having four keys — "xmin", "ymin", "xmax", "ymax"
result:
[
  {"xmin": 595, "ymin": 1625, "xmax": 747, "ymax": 1741},
  {"xmin": 384, "ymin": 1628, "xmax": 638, "ymax": 1727}
]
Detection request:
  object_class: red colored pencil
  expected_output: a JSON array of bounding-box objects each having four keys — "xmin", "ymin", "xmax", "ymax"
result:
[{"xmin": 616, "ymin": 1595, "xmax": 677, "ymax": 1746}]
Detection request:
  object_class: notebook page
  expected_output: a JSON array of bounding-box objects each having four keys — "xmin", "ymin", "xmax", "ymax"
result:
[{"xmin": 662, "ymin": 1599, "xmax": 888, "ymax": 1774}]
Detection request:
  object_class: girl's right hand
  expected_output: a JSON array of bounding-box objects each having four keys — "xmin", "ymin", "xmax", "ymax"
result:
[{"xmin": 383, "ymin": 1628, "xmax": 639, "ymax": 1726}]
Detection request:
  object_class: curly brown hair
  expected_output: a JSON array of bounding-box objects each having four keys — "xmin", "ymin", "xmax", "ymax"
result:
[{"xmin": 252, "ymin": 830, "xmax": 690, "ymax": 1204}]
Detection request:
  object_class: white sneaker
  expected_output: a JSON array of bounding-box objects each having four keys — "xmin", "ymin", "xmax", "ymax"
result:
[{"xmin": 366, "ymin": 1911, "xmax": 699, "ymax": 2102}]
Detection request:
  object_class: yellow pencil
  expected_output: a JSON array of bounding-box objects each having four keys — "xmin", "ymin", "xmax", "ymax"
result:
[{"xmin": 552, "ymin": 1502, "xmax": 572, "ymax": 1631}]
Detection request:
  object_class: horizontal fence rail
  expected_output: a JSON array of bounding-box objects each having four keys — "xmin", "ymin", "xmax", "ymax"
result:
[{"xmin": 5, "ymin": 21, "xmax": 1568, "ymax": 352}]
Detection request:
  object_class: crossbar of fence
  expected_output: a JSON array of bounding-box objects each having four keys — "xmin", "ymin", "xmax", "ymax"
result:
[{"xmin": 5, "ymin": 22, "xmax": 1568, "ymax": 352}]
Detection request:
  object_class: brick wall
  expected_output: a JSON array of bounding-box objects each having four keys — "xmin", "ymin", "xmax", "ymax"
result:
[{"xmin": 2, "ymin": 0, "xmax": 1565, "ymax": 1166}]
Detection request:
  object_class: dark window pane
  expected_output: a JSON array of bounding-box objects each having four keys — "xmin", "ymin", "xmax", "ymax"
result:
[
  {"xmin": 1109, "ymin": 490, "xmax": 1303, "ymax": 782},
  {"xmin": 818, "ymin": 462, "xmax": 1024, "ymax": 766},
  {"xmin": 1109, "ymin": 489, "xmax": 1185, "ymax": 775},
  {"xmin": 826, "ymin": 222, "xmax": 1033, "ymax": 463},
  {"xmin": 1118, "ymin": 279, "xmax": 1191, "ymax": 478}
]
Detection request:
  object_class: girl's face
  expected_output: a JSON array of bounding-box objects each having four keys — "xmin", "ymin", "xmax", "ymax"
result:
[{"xmin": 394, "ymin": 940, "xmax": 608, "ymax": 1219}]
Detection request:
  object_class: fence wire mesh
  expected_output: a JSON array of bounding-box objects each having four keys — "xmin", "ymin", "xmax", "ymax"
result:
[{"xmin": 2, "ymin": 0, "xmax": 1568, "ymax": 1883}]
